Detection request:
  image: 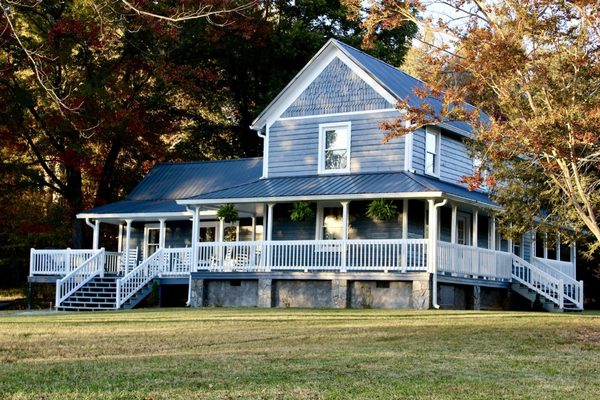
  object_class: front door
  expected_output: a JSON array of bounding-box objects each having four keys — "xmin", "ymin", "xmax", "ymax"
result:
[{"xmin": 144, "ymin": 225, "xmax": 161, "ymax": 259}]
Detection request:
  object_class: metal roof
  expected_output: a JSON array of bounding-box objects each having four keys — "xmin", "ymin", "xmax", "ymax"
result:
[
  {"xmin": 79, "ymin": 158, "xmax": 262, "ymax": 217},
  {"xmin": 181, "ymin": 171, "xmax": 497, "ymax": 208},
  {"xmin": 333, "ymin": 40, "xmax": 487, "ymax": 135}
]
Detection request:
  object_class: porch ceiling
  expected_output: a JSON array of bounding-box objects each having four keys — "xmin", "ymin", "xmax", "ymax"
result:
[{"xmin": 178, "ymin": 171, "xmax": 498, "ymax": 208}]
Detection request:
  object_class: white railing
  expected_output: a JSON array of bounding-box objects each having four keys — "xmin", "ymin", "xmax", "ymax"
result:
[
  {"xmin": 532, "ymin": 257, "xmax": 583, "ymax": 309},
  {"xmin": 160, "ymin": 248, "xmax": 193, "ymax": 276},
  {"xmin": 534, "ymin": 257, "xmax": 576, "ymax": 279},
  {"xmin": 437, "ymin": 241, "xmax": 512, "ymax": 280},
  {"xmin": 105, "ymin": 252, "xmax": 122, "ymax": 274},
  {"xmin": 512, "ymin": 255, "xmax": 564, "ymax": 308},
  {"xmin": 55, "ymin": 249, "xmax": 105, "ymax": 308},
  {"xmin": 195, "ymin": 239, "xmax": 428, "ymax": 272},
  {"xmin": 196, "ymin": 242, "xmax": 264, "ymax": 272},
  {"xmin": 30, "ymin": 249, "xmax": 98, "ymax": 276}
]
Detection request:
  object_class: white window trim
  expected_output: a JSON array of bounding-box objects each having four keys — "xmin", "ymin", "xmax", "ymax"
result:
[
  {"xmin": 318, "ymin": 122, "xmax": 351, "ymax": 174},
  {"xmin": 425, "ymin": 126, "xmax": 441, "ymax": 177}
]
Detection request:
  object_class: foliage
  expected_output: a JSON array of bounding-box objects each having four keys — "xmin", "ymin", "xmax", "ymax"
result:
[
  {"xmin": 217, "ymin": 204, "xmax": 239, "ymax": 223},
  {"xmin": 366, "ymin": 199, "xmax": 398, "ymax": 221},
  {"xmin": 350, "ymin": 0, "xmax": 600, "ymax": 252},
  {"xmin": 289, "ymin": 201, "xmax": 315, "ymax": 222},
  {"xmin": 1, "ymin": 309, "xmax": 600, "ymax": 398}
]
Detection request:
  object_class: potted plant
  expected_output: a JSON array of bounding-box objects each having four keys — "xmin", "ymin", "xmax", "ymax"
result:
[
  {"xmin": 289, "ymin": 201, "xmax": 314, "ymax": 222},
  {"xmin": 217, "ymin": 204, "xmax": 239, "ymax": 223},
  {"xmin": 366, "ymin": 199, "xmax": 398, "ymax": 221}
]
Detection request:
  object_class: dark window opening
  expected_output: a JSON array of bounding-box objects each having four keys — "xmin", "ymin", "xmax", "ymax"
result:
[
  {"xmin": 376, "ymin": 281, "xmax": 390, "ymax": 289},
  {"xmin": 230, "ymin": 280, "xmax": 242, "ymax": 287}
]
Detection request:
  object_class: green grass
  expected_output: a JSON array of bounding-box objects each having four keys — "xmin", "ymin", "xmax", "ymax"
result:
[{"xmin": 1, "ymin": 309, "xmax": 599, "ymax": 399}]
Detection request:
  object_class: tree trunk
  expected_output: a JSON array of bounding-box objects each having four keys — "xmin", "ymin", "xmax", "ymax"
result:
[
  {"xmin": 95, "ymin": 140, "xmax": 123, "ymax": 207},
  {"xmin": 65, "ymin": 165, "xmax": 84, "ymax": 248}
]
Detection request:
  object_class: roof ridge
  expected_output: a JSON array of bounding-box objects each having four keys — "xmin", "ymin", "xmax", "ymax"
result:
[
  {"xmin": 154, "ymin": 157, "xmax": 263, "ymax": 167},
  {"xmin": 401, "ymin": 171, "xmax": 438, "ymax": 191}
]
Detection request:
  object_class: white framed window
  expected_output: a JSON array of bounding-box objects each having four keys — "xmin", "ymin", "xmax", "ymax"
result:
[
  {"xmin": 316, "ymin": 204, "xmax": 344, "ymax": 240},
  {"xmin": 425, "ymin": 126, "xmax": 441, "ymax": 177},
  {"xmin": 318, "ymin": 122, "xmax": 351, "ymax": 174}
]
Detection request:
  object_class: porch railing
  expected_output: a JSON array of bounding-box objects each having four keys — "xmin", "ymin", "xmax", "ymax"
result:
[
  {"xmin": 532, "ymin": 257, "xmax": 583, "ymax": 309},
  {"xmin": 30, "ymin": 249, "xmax": 98, "ymax": 276},
  {"xmin": 512, "ymin": 255, "xmax": 564, "ymax": 308},
  {"xmin": 105, "ymin": 251, "xmax": 122, "ymax": 274},
  {"xmin": 437, "ymin": 241, "xmax": 512, "ymax": 280},
  {"xmin": 533, "ymin": 257, "xmax": 576, "ymax": 279},
  {"xmin": 116, "ymin": 249, "xmax": 163, "ymax": 308},
  {"xmin": 195, "ymin": 239, "xmax": 429, "ymax": 272},
  {"xmin": 55, "ymin": 249, "xmax": 105, "ymax": 308}
]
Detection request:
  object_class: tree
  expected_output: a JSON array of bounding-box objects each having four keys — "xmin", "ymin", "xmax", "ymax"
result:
[{"xmin": 348, "ymin": 0, "xmax": 600, "ymax": 252}]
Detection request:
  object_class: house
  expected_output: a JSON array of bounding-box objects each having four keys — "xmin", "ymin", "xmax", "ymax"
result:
[{"xmin": 29, "ymin": 39, "xmax": 583, "ymax": 311}]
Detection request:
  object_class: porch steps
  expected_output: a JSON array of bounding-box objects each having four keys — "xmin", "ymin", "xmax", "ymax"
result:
[
  {"xmin": 57, "ymin": 274, "xmax": 154, "ymax": 311},
  {"xmin": 511, "ymin": 283, "xmax": 581, "ymax": 312}
]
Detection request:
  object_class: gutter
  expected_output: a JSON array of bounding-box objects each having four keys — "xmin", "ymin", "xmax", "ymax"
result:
[{"xmin": 432, "ymin": 199, "xmax": 448, "ymax": 309}]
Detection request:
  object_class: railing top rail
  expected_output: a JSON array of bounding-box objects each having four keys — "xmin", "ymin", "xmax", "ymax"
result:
[
  {"xmin": 512, "ymin": 255, "xmax": 561, "ymax": 284},
  {"xmin": 533, "ymin": 257, "xmax": 577, "ymax": 281},
  {"xmin": 58, "ymin": 249, "xmax": 104, "ymax": 281},
  {"xmin": 437, "ymin": 241, "xmax": 512, "ymax": 255},
  {"xmin": 31, "ymin": 248, "xmax": 97, "ymax": 254}
]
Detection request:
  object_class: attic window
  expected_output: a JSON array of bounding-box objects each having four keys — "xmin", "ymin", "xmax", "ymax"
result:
[
  {"xmin": 319, "ymin": 122, "xmax": 351, "ymax": 174},
  {"xmin": 425, "ymin": 126, "xmax": 440, "ymax": 177}
]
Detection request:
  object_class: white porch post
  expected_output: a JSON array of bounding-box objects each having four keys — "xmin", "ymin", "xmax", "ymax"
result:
[
  {"xmin": 117, "ymin": 223, "xmax": 123, "ymax": 253},
  {"xmin": 251, "ymin": 216, "xmax": 257, "ymax": 242},
  {"xmin": 341, "ymin": 201, "xmax": 349, "ymax": 272},
  {"xmin": 124, "ymin": 219, "xmax": 132, "ymax": 273},
  {"xmin": 450, "ymin": 204, "xmax": 458, "ymax": 272},
  {"xmin": 490, "ymin": 215, "xmax": 496, "ymax": 251},
  {"xmin": 543, "ymin": 233, "xmax": 548, "ymax": 259},
  {"xmin": 402, "ymin": 199, "xmax": 409, "ymax": 272},
  {"xmin": 266, "ymin": 203, "xmax": 275, "ymax": 272},
  {"xmin": 92, "ymin": 220, "xmax": 100, "ymax": 250},
  {"xmin": 472, "ymin": 209, "xmax": 478, "ymax": 248},
  {"xmin": 556, "ymin": 232, "xmax": 561, "ymax": 261},
  {"xmin": 428, "ymin": 198, "xmax": 447, "ymax": 309},
  {"xmin": 191, "ymin": 207, "xmax": 199, "ymax": 272},
  {"xmin": 218, "ymin": 219, "xmax": 225, "ymax": 242},
  {"xmin": 158, "ymin": 219, "xmax": 166, "ymax": 249}
]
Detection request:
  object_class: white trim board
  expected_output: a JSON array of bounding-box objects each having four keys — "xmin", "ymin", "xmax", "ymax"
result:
[{"xmin": 278, "ymin": 108, "xmax": 399, "ymax": 122}]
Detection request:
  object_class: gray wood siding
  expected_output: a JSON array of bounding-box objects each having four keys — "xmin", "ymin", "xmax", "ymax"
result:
[
  {"xmin": 411, "ymin": 128, "xmax": 425, "ymax": 173},
  {"xmin": 348, "ymin": 201, "xmax": 403, "ymax": 240},
  {"xmin": 272, "ymin": 204, "xmax": 317, "ymax": 241},
  {"xmin": 440, "ymin": 135, "xmax": 473, "ymax": 185},
  {"xmin": 407, "ymin": 200, "xmax": 426, "ymax": 239},
  {"xmin": 269, "ymin": 111, "xmax": 405, "ymax": 177},
  {"xmin": 281, "ymin": 57, "xmax": 390, "ymax": 118}
]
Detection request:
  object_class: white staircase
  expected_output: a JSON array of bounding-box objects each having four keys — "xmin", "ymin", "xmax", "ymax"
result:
[{"xmin": 511, "ymin": 255, "xmax": 583, "ymax": 312}]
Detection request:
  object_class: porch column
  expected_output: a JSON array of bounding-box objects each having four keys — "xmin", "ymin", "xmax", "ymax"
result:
[
  {"xmin": 427, "ymin": 200, "xmax": 437, "ymax": 274},
  {"xmin": 92, "ymin": 220, "xmax": 100, "ymax": 250},
  {"xmin": 191, "ymin": 207, "xmax": 200, "ymax": 272},
  {"xmin": 218, "ymin": 219, "xmax": 225, "ymax": 242},
  {"xmin": 341, "ymin": 201, "xmax": 349, "ymax": 272},
  {"xmin": 251, "ymin": 216, "xmax": 257, "ymax": 241},
  {"xmin": 118, "ymin": 223, "xmax": 123, "ymax": 253},
  {"xmin": 450, "ymin": 205, "xmax": 458, "ymax": 244},
  {"xmin": 266, "ymin": 203, "xmax": 275, "ymax": 272},
  {"xmin": 401, "ymin": 199, "xmax": 409, "ymax": 271},
  {"xmin": 490, "ymin": 214, "xmax": 496, "ymax": 251},
  {"xmin": 543, "ymin": 233, "xmax": 548, "ymax": 259},
  {"xmin": 158, "ymin": 219, "xmax": 166, "ymax": 249},
  {"xmin": 472, "ymin": 209, "xmax": 478, "ymax": 248},
  {"xmin": 571, "ymin": 242, "xmax": 577, "ymax": 273},
  {"xmin": 124, "ymin": 219, "xmax": 132, "ymax": 273}
]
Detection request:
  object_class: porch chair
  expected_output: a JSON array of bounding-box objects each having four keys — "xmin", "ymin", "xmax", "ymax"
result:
[{"xmin": 119, "ymin": 246, "xmax": 139, "ymax": 274}]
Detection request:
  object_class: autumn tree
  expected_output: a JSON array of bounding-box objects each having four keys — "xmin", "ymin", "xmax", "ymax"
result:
[{"xmin": 347, "ymin": 0, "xmax": 600, "ymax": 251}]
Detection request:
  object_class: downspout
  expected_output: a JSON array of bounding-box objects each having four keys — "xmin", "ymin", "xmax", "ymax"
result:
[
  {"xmin": 431, "ymin": 199, "xmax": 448, "ymax": 309},
  {"xmin": 254, "ymin": 126, "xmax": 268, "ymax": 179}
]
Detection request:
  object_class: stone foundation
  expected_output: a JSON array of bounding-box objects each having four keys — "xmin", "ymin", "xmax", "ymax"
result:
[{"xmin": 187, "ymin": 274, "xmax": 511, "ymax": 310}]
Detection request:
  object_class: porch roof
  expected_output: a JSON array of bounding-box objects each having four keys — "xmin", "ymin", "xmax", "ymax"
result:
[
  {"xmin": 179, "ymin": 171, "xmax": 497, "ymax": 208},
  {"xmin": 78, "ymin": 158, "xmax": 263, "ymax": 219}
]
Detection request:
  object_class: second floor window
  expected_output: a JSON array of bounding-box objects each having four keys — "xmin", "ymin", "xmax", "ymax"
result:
[
  {"xmin": 319, "ymin": 122, "xmax": 351, "ymax": 173},
  {"xmin": 425, "ymin": 126, "xmax": 440, "ymax": 176}
]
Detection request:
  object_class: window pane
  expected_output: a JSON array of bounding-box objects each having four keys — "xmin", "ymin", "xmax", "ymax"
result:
[
  {"xmin": 325, "ymin": 128, "xmax": 347, "ymax": 150},
  {"xmin": 323, "ymin": 207, "xmax": 343, "ymax": 240},
  {"xmin": 426, "ymin": 131, "xmax": 437, "ymax": 153},
  {"xmin": 325, "ymin": 149, "xmax": 347, "ymax": 170},
  {"xmin": 425, "ymin": 152, "xmax": 436, "ymax": 174}
]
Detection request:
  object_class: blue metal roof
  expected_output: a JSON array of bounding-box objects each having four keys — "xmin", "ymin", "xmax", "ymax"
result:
[
  {"xmin": 187, "ymin": 171, "xmax": 496, "ymax": 207},
  {"xmin": 80, "ymin": 158, "xmax": 263, "ymax": 216},
  {"xmin": 334, "ymin": 40, "xmax": 488, "ymax": 134}
]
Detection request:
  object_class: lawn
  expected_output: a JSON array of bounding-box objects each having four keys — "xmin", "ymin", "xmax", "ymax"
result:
[{"xmin": 0, "ymin": 309, "xmax": 599, "ymax": 399}]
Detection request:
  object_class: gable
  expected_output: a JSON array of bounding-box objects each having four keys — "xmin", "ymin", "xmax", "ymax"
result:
[{"xmin": 280, "ymin": 58, "xmax": 390, "ymax": 119}]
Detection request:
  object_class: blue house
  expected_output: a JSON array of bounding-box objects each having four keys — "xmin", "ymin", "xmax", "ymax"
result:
[{"xmin": 29, "ymin": 39, "xmax": 583, "ymax": 311}]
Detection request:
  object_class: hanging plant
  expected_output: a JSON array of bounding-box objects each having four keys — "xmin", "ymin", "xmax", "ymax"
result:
[
  {"xmin": 366, "ymin": 199, "xmax": 398, "ymax": 221},
  {"xmin": 217, "ymin": 204, "xmax": 239, "ymax": 223},
  {"xmin": 289, "ymin": 201, "xmax": 315, "ymax": 222}
]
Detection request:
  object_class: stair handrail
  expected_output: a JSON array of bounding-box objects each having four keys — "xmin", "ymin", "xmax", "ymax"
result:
[
  {"xmin": 511, "ymin": 255, "xmax": 564, "ymax": 308},
  {"xmin": 116, "ymin": 249, "xmax": 166, "ymax": 308},
  {"xmin": 531, "ymin": 257, "xmax": 583, "ymax": 309},
  {"xmin": 55, "ymin": 248, "xmax": 105, "ymax": 308}
]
